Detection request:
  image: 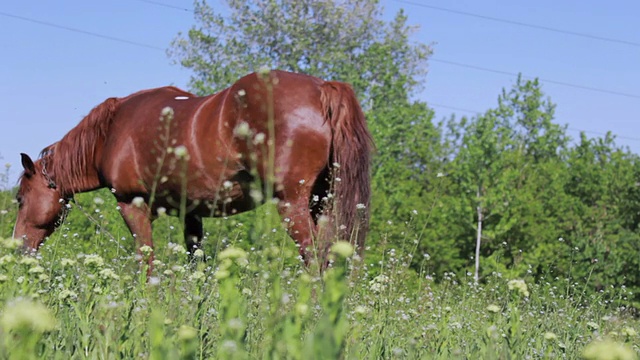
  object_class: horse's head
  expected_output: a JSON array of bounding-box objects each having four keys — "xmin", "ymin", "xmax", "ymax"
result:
[{"xmin": 14, "ymin": 153, "xmax": 66, "ymax": 250}]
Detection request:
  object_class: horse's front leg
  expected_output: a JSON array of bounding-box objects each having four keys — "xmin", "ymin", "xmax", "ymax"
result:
[{"xmin": 118, "ymin": 199, "xmax": 155, "ymax": 274}]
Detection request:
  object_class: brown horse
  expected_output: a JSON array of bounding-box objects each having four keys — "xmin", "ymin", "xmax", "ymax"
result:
[{"xmin": 14, "ymin": 70, "xmax": 373, "ymax": 267}]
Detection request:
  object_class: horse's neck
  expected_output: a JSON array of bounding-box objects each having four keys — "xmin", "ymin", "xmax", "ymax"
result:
[{"xmin": 51, "ymin": 156, "xmax": 103, "ymax": 197}]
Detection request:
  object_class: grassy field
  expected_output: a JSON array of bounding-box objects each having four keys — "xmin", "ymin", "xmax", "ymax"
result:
[{"xmin": 0, "ymin": 201, "xmax": 639, "ymax": 360}]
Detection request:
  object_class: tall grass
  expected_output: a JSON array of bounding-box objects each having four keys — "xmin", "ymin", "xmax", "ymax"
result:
[{"xmin": 0, "ymin": 210, "xmax": 638, "ymax": 359}]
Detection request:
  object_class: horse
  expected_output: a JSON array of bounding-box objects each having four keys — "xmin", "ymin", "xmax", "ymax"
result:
[{"xmin": 14, "ymin": 70, "xmax": 373, "ymax": 268}]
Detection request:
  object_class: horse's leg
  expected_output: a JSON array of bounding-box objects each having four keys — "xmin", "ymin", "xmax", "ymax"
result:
[
  {"xmin": 184, "ymin": 214, "xmax": 204, "ymax": 258},
  {"xmin": 118, "ymin": 201, "xmax": 155, "ymax": 274},
  {"xmin": 276, "ymin": 185, "xmax": 318, "ymax": 266}
]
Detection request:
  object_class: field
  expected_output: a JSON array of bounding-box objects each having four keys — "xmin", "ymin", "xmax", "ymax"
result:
[{"xmin": 0, "ymin": 197, "xmax": 638, "ymax": 360}]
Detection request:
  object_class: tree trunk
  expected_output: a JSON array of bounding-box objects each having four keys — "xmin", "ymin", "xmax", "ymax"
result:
[{"xmin": 475, "ymin": 187, "xmax": 482, "ymax": 284}]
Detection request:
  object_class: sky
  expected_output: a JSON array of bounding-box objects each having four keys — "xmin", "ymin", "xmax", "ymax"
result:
[{"xmin": 1, "ymin": 1, "xmax": 639, "ymax": 184}]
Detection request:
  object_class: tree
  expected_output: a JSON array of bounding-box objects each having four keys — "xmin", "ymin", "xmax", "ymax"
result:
[
  {"xmin": 169, "ymin": 0, "xmax": 430, "ymax": 98},
  {"xmin": 425, "ymin": 78, "xmax": 569, "ymax": 282}
]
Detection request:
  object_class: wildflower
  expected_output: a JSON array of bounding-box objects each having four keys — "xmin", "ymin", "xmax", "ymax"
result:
[
  {"xmin": 1, "ymin": 298, "xmax": 55, "ymax": 333},
  {"xmin": 189, "ymin": 271, "xmax": 206, "ymax": 282},
  {"xmin": 171, "ymin": 265, "xmax": 186, "ymax": 274},
  {"xmin": 2, "ymin": 238, "xmax": 22, "ymax": 249},
  {"xmin": 507, "ymin": 279, "xmax": 530, "ymax": 297},
  {"xmin": 58, "ymin": 289, "xmax": 78, "ymax": 302},
  {"xmin": 220, "ymin": 340, "xmax": 238, "ymax": 353},
  {"xmin": 228, "ymin": 318, "xmax": 244, "ymax": 331},
  {"xmin": 369, "ymin": 274, "xmax": 389, "ymax": 293},
  {"xmin": 83, "ymin": 254, "xmax": 105, "ymax": 267},
  {"xmin": 148, "ymin": 277, "xmax": 160, "ymax": 286},
  {"xmin": 242, "ymin": 288, "xmax": 252, "ymax": 296},
  {"xmin": 161, "ymin": 106, "xmax": 174, "ymax": 118},
  {"xmin": 168, "ymin": 243, "xmax": 187, "ymax": 255},
  {"xmin": 356, "ymin": 203, "xmax": 366, "ymax": 210},
  {"xmin": 294, "ymin": 303, "xmax": 309, "ymax": 316},
  {"xmin": 132, "ymin": 197, "xmax": 145, "ymax": 208},
  {"xmin": 317, "ymin": 215, "xmax": 330, "ymax": 226},
  {"xmin": 193, "ymin": 249, "xmax": 205, "ymax": 259},
  {"xmin": 586, "ymin": 321, "xmax": 599, "ymax": 331},
  {"xmin": 0, "ymin": 254, "xmax": 15, "ymax": 265},
  {"xmin": 250, "ymin": 189, "xmax": 263, "ymax": 203},
  {"xmin": 621, "ymin": 326, "xmax": 637, "ymax": 337},
  {"xmin": 486, "ymin": 304, "xmax": 501, "ymax": 313},
  {"xmin": 331, "ymin": 241, "xmax": 354, "ymax": 258},
  {"xmin": 582, "ymin": 339, "xmax": 636, "ymax": 360},
  {"xmin": 28, "ymin": 265, "xmax": 45, "ymax": 274},
  {"xmin": 157, "ymin": 207, "xmax": 167, "ymax": 216},
  {"xmin": 214, "ymin": 269, "xmax": 230, "ymax": 280},
  {"xmin": 177, "ymin": 325, "xmax": 198, "ymax": 341},
  {"xmin": 174, "ymin": 145, "xmax": 189, "ymax": 159},
  {"xmin": 152, "ymin": 259, "xmax": 164, "ymax": 267},
  {"xmin": 223, "ymin": 180, "xmax": 233, "ymax": 190},
  {"xmin": 60, "ymin": 258, "xmax": 76, "ymax": 267},
  {"xmin": 99, "ymin": 268, "xmax": 120, "ymax": 281},
  {"xmin": 139, "ymin": 245, "xmax": 153, "ymax": 256},
  {"xmin": 19, "ymin": 257, "xmax": 39, "ymax": 266},
  {"xmin": 253, "ymin": 133, "xmax": 265, "ymax": 145},
  {"xmin": 163, "ymin": 269, "xmax": 174, "ymax": 276},
  {"xmin": 233, "ymin": 122, "xmax": 251, "ymax": 138},
  {"xmin": 218, "ymin": 247, "xmax": 247, "ymax": 261},
  {"xmin": 486, "ymin": 325, "xmax": 499, "ymax": 339},
  {"xmin": 93, "ymin": 197, "xmax": 104, "ymax": 205},
  {"xmin": 543, "ymin": 332, "xmax": 558, "ymax": 341},
  {"xmin": 354, "ymin": 305, "xmax": 368, "ymax": 315}
]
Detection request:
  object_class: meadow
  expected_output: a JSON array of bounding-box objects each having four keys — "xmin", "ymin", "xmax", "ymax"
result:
[{"xmin": 0, "ymin": 192, "xmax": 638, "ymax": 359}]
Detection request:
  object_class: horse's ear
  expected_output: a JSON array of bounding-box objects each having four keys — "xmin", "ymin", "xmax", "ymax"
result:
[{"xmin": 20, "ymin": 153, "xmax": 36, "ymax": 177}]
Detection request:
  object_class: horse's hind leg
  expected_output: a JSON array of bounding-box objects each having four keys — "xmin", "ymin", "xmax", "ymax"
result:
[
  {"xmin": 184, "ymin": 215, "xmax": 204, "ymax": 257},
  {"xmin": 276, "ymin": 184, "xmax": 318, "ymax": 266}
]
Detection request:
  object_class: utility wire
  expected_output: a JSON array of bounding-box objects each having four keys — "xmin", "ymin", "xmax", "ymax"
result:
[
  {"xmin": 131, "ymin": 0, "xmax": 192, "ymax": 12},
  {"xmin": 393, "ymin": 0, "xmax": 640, "ymax": 48},
  {"xmin": 427, "ymin": 103, "xmax": 640, "ymax": 142},
  {"xmin": 431, "ymin": 58, "xmax": 640, "ymax": 99},
  {"xmin": 0, "ymin": 11, "xmax": 165, "ymax": 51}
]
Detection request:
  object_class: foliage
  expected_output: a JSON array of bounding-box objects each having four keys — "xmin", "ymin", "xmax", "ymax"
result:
[{"xmin": 0, "ymin": 225, "xmax": 638, "ymax": 359}]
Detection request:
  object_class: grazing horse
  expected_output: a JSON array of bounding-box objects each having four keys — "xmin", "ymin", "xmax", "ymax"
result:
[{"xmin": 14, "ymin": 70, "xmax": 373, "ymax": 267}]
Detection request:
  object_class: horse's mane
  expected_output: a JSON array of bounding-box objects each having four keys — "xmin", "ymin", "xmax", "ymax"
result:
[{"xmin": 43, "ymin": 97, "xmax": 120, "ymax": 195}]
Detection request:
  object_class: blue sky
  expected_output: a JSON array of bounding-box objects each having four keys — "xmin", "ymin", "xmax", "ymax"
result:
[{"xmin": 1, "ymin": 1, "xmax": 638, "ymax": 184}]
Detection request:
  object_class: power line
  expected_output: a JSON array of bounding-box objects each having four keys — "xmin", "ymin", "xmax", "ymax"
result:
[
  {"xmin": 0, "ymin": 11, "xmax": 165, "ymax": 51},
  {"xmin": 393, "ymin": 0, "xmax": 640, "ymax": 49},
  {"xmin": 2, "ymin": 10, "xmax": 638, "ymax": 102},
  {"xmin": 427, "ymin": 103, "xmax": 640, "ymax": 143},
  {"xmin": 431, "ymin": 58, "xmax": 640, "ymax": 99},
  {"xmin": 131, "ymin": 0, "xmax": 192, "ymax": 12}
]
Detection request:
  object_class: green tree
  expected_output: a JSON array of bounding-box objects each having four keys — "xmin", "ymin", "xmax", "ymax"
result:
[
  {"xmin": 426, "ymin": 78, "xmax": 570, "ymax": 281},
  {"xmin": 169, "ymin": 0, "xmax": 430, "ymax": 97}
]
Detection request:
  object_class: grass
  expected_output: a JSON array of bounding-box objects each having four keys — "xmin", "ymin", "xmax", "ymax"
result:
[{"xmin": 0, "ymin": 204, "xmax": 638, "ymax": 360}]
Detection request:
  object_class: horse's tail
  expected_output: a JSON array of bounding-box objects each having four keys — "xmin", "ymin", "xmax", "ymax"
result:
[{"xmin": 320, "ymin": 81, "xmax": 374, "ymax": 253}]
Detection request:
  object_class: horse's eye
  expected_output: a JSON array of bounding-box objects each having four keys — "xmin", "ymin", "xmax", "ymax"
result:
[{"xmin": 16, "ymin": 196, "xmax": 23, "ymax": 206}]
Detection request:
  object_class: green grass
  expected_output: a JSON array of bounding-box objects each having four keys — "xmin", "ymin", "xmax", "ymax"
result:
[{"xmin": 1, "ymin": 211, "xmax": 639, "ymax": 360}]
